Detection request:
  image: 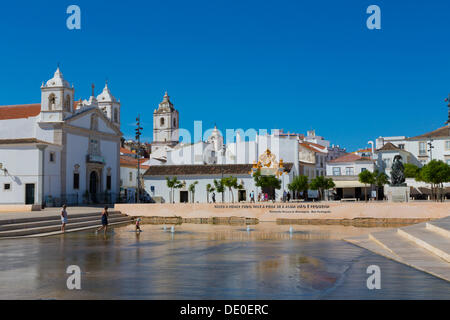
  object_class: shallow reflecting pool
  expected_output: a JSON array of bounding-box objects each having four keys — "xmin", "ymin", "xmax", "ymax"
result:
[{"xmin": 0, "ymin": 222, "xmax": 449, "ymax": 299}]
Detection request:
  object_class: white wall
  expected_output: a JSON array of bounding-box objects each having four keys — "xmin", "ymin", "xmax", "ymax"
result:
[
  {"xmin": 0, "ymin": 146, "xmax": 40, "ymax": 204},
  {"xmin": 0, "ymin": 118, "xmax": 36, "ymax": 140},
  {"xmin": 326, "ymin": 161, "xmax": 375, "ymax": 176}
]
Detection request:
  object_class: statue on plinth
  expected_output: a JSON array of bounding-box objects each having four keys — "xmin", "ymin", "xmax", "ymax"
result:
[{"xmin": 390, "ymin": 155, "xmax": 406, "ymax": 186}]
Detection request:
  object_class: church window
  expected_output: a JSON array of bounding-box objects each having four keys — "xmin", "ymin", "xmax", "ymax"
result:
[
  {"xmin": 48, "ymin": 94, "xmax": 56, "ymax": 111},
  {"xmin": 73, "ymin": 173, "xmax": 80, "ymax": 190},
  {"xmin": 113, "ymin": 109, "xmax": 119, "ymax": 123},
  {"xmin": 160, "ymin": 118, "xmax": 165, "ymax": 126},
  {"xmin": 64, "ymin": 95, "xmax": 71, "ymax": 111},
  {"xmin": 173, "ymin": 119, "xmax": 176, "ymax": 127},
  {"xmin": 49, "ymin": 152, "xmax": 55, "ymax": 162},
  {"xmin": 3, "ymin": 183, "xmax": 11, "ymax": 191},
  {"xmin": 129, "ymin": 172, "xmax": 133, "ymax": 182},
  {"xmin": 106, "ymin": 175, "xmax": 112, "ymax": 190}
]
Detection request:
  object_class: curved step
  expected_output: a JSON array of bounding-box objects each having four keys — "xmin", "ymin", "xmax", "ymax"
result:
[
  {"xmin": 0, "ymin": 216, "xmax": 132, "ymax": 238},
  {"xmin": 0, "ymin": 212, "xmax": 126, "ymax": 231},
  {"xmin": 368, "ymin": 229, "xmax": 450, "ymax": 282},
  {"xmin": 9, "ymin": 221, "xmax": 131, "ymax": 239},
  {"xmin": 426, "ymin": 219, "xmax": 450, "ymax": 238},
  {"xmin": 0, "ymin": 211, "xmax": 123, "ymax": 226},
  {"xmin": 398, "ymin": 226, "xmax": 450, "ymax": 262},
  {"xmin": 345, "ymin": 234, "xmax": 400, "ymax": 260}
]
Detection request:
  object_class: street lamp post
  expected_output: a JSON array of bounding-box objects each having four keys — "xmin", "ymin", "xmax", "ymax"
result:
[
  {"xmin": 135, "ymin": 115, "xmax": 143, "ymax": 203},
  {"xmin": 428, "ymin": 139, "xmax": 434, "ymax": 161}
]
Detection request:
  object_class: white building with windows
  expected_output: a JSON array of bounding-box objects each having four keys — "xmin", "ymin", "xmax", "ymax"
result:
[
  {"xmin": 0, "ymin": 68, "xmax": 122, "ymax": 207},
  {"xmin": 375, "ymin": 100, "xmax": 450, "ymax": 167},
  {"xmin": 326, "ymin": 153, "xmax": 376, "ymax": 200}
]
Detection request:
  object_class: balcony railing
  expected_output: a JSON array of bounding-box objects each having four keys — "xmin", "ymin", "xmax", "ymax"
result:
[{"xmin": 86, "ymin": 154, "xmax": 105, "ymax": 164}]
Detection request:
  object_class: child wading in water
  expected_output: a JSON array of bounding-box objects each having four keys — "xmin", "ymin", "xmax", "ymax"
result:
[
  {"xmin": 135, "ymin": 218, "xmax": 142, "ymax": 233},
  {"xmin": 96, "ymin": 206, "xmax": 109, "ymax": 235}
]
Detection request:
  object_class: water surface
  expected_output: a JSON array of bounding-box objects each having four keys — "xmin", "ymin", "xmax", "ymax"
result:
[{"xmin": 0, "ymin": 222, "xmax": 449, "ymax": 299}]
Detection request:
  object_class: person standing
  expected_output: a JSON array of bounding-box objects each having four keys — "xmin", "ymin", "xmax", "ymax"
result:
[
  {"xmin": 212, "ymin": 192, "xmax": 216, "ymax": 203},
  {"xmin": 287, "ymin": 192, "xmax": 291, "ymax": 202},
  {"xmin": 61, "ymin": 204, "xmax": 68, "ymax": 233},
  {"xmin": 96, "ymin": 206, "xmax": 109, "ymax": 235}
]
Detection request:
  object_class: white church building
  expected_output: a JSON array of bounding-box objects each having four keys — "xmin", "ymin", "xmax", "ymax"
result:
[
  {"xmin": 143, "ymin": 93, "xmax": 300, "ymax": 203},
  {"xmin": 0, "ymin": 68, "xmax": 122, "ymax": 207}
]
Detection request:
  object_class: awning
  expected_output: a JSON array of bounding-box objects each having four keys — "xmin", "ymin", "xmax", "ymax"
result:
[{"xmin": 333, "ymin": 180, "xmax": 369, "ymax": 188}]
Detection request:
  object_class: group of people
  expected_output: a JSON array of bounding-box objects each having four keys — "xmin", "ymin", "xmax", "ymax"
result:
[
  {"xmin": 249, "ymin": 191, "xmax": 275, "ymax": 202},
  {"xmin": 60, "ymin": 204, "xmax": 142, "ymax": 235}
]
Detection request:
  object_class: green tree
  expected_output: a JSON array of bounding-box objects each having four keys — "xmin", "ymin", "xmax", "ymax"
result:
[
  {"xmin": 206, "ymin": 183, "xmax": 215, "ymax": 203},
  {"xmin": 416, "ymin": 160, "xmax": 450, "ymax": 201},
  {"xmin": 287, "ymin": 175, "xmax": 309, "ymax": 200},
  {"xmin": 404, "ymin": 163, "xmax": 420, "ymax": 179},
  {"xmin": 358, "ymin": 170, "xmax": 375, "ymax": 202},
  {"xmin": 253, "ymin": 170, "xmax": 281, "ymax": 200},
  {"xmin": 166, "ymin": 177, "xmax": 183, "ymax": 203},
  {"xmin": 188, "ymin": 181, "xmax": 199, "ymax": 203},
  {"xmin": 213, "ymin": 179, "xmax": 225, "ymax": 202},
  {"xmin": 309, "ymin": 176, "xmax": 335, "ymax": 201}
]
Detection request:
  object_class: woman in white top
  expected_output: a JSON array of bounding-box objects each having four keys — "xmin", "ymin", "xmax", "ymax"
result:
[{"xmin": 61, "ymin": 204, "xmax": 68, "ymax": 233}]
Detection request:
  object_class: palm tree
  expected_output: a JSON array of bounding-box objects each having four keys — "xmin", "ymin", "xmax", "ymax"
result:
[
  {"xmin": 206, "ymin": 183, "xmax": 215, "ymax": 203},
  {"xmin": 188, "ymin": 181, "xmax": 198, "ymax": 203},
  {"xmin": 166, "ymin": 176, "xmax": 182, "ymax": 203},
  {"xmin": 213, "ymin": 179, "xmax": 225, "ymax": 202},
  {"xmin": 222, "ymin": 176, "xmax": 243, "ymax": 203}
]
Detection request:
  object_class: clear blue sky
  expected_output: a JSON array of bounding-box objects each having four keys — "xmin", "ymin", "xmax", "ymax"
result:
[{"xmin": 0, "ymin": 0, "xmax": 449, "ymax": 151}]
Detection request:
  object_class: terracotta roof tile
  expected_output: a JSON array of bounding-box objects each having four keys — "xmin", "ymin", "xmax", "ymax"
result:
[
  {"xmin": 0, "ymin": 104, "xmax": 41, "ymax": 120},
  {"xmin": 120, "ymin": 147, "xmax": 135, "ymax": 155},
  {"xmin": 329, "ymin": 153, "xmax": 373, "ymax": 163},
  {"xmin": 120, "ymin": 155, "xmax": 149, "ymax": 169},
  {"xmin": 144, "ymin": 163, "xmax": 293, "ymax": 176},
  {"xmin": 299, "ymin": 142, "xmax": 327, "ymax": 154},
  {"xmin": 407, "ymin": 126, "xmax": 450, "ymax": 140},
  {"xmin": 376, "ymin": 142, "xmax": 401, "ymax": 151}
]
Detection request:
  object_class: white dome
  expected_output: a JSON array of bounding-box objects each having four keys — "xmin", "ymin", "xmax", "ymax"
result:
[
  {"xmin": 44, "ymin": 67, "xmax": 70, "ymax": 88},
  {"xmin": 97, "ymin": 82, "xmax": 117, "ymax": 103}
]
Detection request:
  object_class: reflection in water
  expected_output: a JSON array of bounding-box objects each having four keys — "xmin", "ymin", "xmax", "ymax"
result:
[{"xmin": 0, "ymin": 222, "xmax": 449, "ymax": 300}]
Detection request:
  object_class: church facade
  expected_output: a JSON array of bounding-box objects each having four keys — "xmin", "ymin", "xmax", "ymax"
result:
[{"xmin": 0, "ymin": 68, "xmax": 122, "ymax": 206}]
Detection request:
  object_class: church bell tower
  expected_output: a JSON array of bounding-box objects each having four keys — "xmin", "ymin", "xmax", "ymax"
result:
[{"xmin": 152, "ymin": 92, "xmax": 179, "ymax": 149}]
